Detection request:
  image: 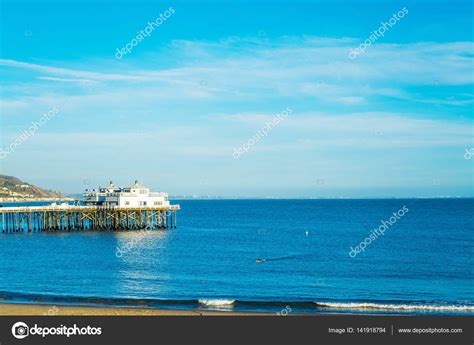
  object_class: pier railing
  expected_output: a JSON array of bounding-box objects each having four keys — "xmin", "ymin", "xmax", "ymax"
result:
[{"xmin": 0, "ymin": 205, "xmax": 180, "ymax": 233}]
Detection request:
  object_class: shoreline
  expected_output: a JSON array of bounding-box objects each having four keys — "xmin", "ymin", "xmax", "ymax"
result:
[
  {"xmin": 1, "ymin": 301, "xmax": 471, "ymax": 317},
  {"xmin": 0, "ymin": 302, "xmax": 276, "ymax": 316}
]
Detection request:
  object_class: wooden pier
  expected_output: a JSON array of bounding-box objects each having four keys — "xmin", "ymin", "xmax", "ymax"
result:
[{"xmin": 0, "ymin": 205, "xmax": 180, "ymax": 233}]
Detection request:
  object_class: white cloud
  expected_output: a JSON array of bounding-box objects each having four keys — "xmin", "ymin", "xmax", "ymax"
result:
[
  {"xmin": 1, "ymin": 36, "xmax": 472, "ymax": 160},
  {"xmin": 1, "ymin": 38, "xmax": 472, "ymax": 105},
  {"xmin": 36, "ymin": 76, "xmax": 96, "ymax": 85}
]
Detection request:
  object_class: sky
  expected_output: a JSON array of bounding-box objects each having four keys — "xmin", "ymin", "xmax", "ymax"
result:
[{"xmin": 0, "ymin": 0, "xmax": 473, "ymax": 197}]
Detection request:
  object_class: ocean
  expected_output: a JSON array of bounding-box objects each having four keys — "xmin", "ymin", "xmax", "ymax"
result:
[{"xmin": 0, "ymin": 199, "xmax": 473, "ymax": 315}]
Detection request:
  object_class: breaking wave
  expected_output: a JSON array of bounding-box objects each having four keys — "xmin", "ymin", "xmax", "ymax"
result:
[
  {"xmin": 314, "ymin": 302, "xmax": 474, "ymax": 313},
  {"xmin": 198, "ymin": 299, "xmax": 236, "ymax": 308},
  {"xmin": 1, "ymin": 290, "xmax": 472, "ymax": 314}
]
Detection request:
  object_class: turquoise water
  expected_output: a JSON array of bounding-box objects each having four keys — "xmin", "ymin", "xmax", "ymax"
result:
[{"xmin": 0, "ymin": 199, "xmax": 473, "ymax": 314}]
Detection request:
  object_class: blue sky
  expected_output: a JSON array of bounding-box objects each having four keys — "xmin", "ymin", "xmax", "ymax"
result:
[{"xmin": 0, "ymin": 0, "xmax": 473, "ymax": 197}]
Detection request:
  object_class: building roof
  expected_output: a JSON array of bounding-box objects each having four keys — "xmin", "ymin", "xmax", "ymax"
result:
[
  {"xmin": 129, "ymin": 180, "xmax": 147, "ymax": 189},
  {"xmin": 105, "ymin": 181, "xmax": 119, "ymax": 189}
]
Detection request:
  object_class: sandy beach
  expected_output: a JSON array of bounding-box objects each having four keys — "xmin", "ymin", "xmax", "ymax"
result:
[{"xmin": 0, "ymin": 302, "xmax": 274, "ymax": 316}]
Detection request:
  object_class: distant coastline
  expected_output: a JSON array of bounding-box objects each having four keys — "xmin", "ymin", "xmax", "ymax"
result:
[
  {"xmin": 170, "ymin": 196, "xmax": 471, "ymax": 200},
  {"xmin": 1, "ymin": 196, "xmax": 471, "ymax": 203},
  {"xmin": 0, "ymin": 174, "xmax": 69, "ymax": 202},
  {"xmin": 0, "ymin": 197, "xmax": 74, "ymax": 203}
]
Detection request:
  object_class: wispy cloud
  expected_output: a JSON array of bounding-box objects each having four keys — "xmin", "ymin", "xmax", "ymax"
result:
[
  {"xmin": 36, "ymin": 76, "xmax": 96, "ymax": 85},
  {"xmin": 1, "ymin": 36, "xmax": 472, "ymax": 195},
  {"xmin": 2, "ymin": 38, "xmax": 473, "ymax": 104}
]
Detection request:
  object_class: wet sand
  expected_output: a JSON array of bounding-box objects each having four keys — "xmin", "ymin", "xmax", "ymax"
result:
[{"xmin": 0, "ymin": 302, "xmax": 274, "ymax": 316}]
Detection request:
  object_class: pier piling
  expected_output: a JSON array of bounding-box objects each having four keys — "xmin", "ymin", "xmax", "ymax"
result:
[{"xmin": 0, "ymin": 205, "xmax": 180, "ymax": 233}]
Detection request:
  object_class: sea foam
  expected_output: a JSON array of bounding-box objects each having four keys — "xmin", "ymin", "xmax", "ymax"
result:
[
  {"xmin": 315, "ymin": 302, "xmax": 474, "ymax": 312},
  {"xmin": 198, "ymin": 299, "xmax": 236, "ymax": 308}
]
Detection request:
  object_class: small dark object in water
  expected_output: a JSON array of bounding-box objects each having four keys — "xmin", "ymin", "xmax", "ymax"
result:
[{"xmin": 256, "ymin": 259, "xmax": 266, "ymax": 263}]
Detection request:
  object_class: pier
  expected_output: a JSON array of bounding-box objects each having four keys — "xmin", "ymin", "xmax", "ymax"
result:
[{"xmin": 0, "ymin": 204, "xmax": 180, "ymax": 233}]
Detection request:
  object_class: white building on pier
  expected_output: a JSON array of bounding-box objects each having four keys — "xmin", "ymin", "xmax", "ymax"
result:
[{"xmin": 83, "ymin": 181, "xmax": 170, "ymax": 208}]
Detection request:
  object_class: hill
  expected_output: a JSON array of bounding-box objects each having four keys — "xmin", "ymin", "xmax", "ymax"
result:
[{"xmin": 0, "ymin": 174, "xmax": 72, "ymax": 202}]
